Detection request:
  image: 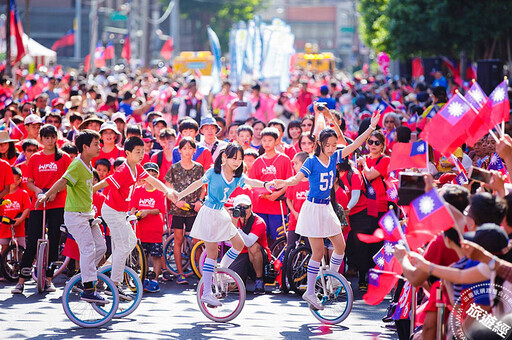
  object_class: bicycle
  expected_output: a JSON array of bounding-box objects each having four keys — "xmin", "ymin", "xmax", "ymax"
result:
[
  {"xmin": 196, "ymin": 264, "xmax": 246, "ymax": 322},
  {"xmin": 163, "ymin": 233, "xmax": 194, "ymax": 277},
  {"xmin": 309, "ymin": 257, "xmax": 353, "ymax": 324},
  {"xmin": 61, "ymin": 270, "xmax": 120, "ymax": 328},
  {"xmin": 0, "ymin": 215, "xmax": 25, "ymax": 282}
]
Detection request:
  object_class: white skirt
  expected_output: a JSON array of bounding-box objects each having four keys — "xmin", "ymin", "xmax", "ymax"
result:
[
  {"xmin": 190, "ymin": 205, "xmax": 238, "ymax": 242},
  {"xmin": 296, "ymin": 200, "xmax": 342, "ymax": 238}
]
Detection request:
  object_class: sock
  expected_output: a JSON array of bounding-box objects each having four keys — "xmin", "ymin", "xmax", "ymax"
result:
[
  {"xmin": 83, "ymin": 281, "xmax": 94, "ymax": 292},
  {"xmin": 306, "ymin": 259, "xmax": 321, "ymax": 295},
  {"xmin": 220, "ymin": 248, "xmax": 241, "ymax": 269},
  {"xmin": 202, "ymin": 257, "xmax": 217, "ymax": 296},
  {"xmin": 329, "ymin": 252, "xmax": 344, "ymax": 274}
]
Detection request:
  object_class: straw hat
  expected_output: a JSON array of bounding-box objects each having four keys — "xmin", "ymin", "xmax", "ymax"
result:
[{"xmin": 0, "ymin": 130, "xmax": 18, "ymax": 143}]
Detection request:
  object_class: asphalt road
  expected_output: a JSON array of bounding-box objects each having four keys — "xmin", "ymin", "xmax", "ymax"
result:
[{"xmin": 0, "ymin": 274, "xmax": 399, "ymax": 339}]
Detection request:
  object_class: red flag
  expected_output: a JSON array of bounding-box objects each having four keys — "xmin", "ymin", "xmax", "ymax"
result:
[
  {"xmin": 122, "ymin": 35, "xmax": 131, "ymax": 63},
  {"xmin": 94, "ymin": 42, "xmax": 106, "ymax": 68},
  {"xmin": 84, "ymin": 54, "xmax": 90, "ymax": 73},
  {"xmin": 51, "ymin": 29, "xmax": 75, "ymax": 51},
  {"xmin": 375, "ymin": 100, "xmax": 395, "ymax": 127},
  {"xmin": 464, "ymin": 81, "xmax": 491, "ymax": 147},
  {"xmin": 363, "ymin": 260, "xmax": 401, "ymax": 305},
  {"xmin": 411, "ymin": 58, "xmax": 424, "ymax": 78},
  {"xmin": 408, "ymin": 189, "xmax": 455, "ymax": 239},
  {"xmin": 104, "ymin": 40, "xmax": 114, "ymax": 60},
  {"xmin": 160, "ymin": 38, "xmax": 174, "ymax": 60},
  {"xmin": 419, "ymin": 92, "xmax": 477, "ymax": 156},
  {"xmin": 488, "ymin": 79, "xmax": 510, "ymax": 127},
  {"xmin": 10, "ymin": 0, "xmax": 26, "ymax": 64},
  {"xmin": 388, "ymin": 141, "xmax": 427, "ymax": 171}
]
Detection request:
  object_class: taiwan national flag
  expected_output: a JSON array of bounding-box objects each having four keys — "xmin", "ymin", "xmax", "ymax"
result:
[
  {"xmin": 51, "ymin": 29, "xmax": 75, "ymax": 51},
  {"xmin": 388, "ymin": 141, "xmax": 428, "ymax": 171},
  {"xmin": 104, "ymin": 40, "xmax": 114, "ymax": 60},
  {"xmin": 376, "ymin": 100, "xmax": 395, "ymax": 127},
  {"xmin": 488, "ymin": 152, "xmax": 510, "ymax": 182},
  {"xmin": 378, "ymin": 210, "xmax": 402, "ymax": 242},
  {"xmin": 406, "ymin": 113, "xmax": 419, "ymax": 131},
  {"xmin": 488, "ymin": 80, "xmax": 510, "ymax": 127},
  {"xmin": 464, "ymin": 81, "xmax": 491, "ymax": 146},
  {"xmin": 408, "ymin": 189, "xmax": 455, "ymax": 238},
  {"xmin": 364, "ymin": 259, "xmax": 401, "ymax": 305},
  {"xmin": 419, "ymin": 92, "xmax": 477, "ymax": 156},
  {"xmin": 10, "ymin": 0, "xmax": 26, "ymax": 64},
  {"xmin": 94, "ymin": 42, "xmax": 106, "ymax": 67}
]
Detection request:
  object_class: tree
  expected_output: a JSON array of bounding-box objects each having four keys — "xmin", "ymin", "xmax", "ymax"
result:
[{"xmin": 180, "ymin": 0, "xmax": 267, "ymax": 52}]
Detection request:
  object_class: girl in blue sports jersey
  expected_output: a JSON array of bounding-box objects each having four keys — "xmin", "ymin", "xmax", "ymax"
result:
[
  {"xmin": 275, "ymin": 110, "xmax": 380, "ymax": 310},
  {"xmin": 174, "ymin": 142, "xmax": 274, "ymax": 307}
]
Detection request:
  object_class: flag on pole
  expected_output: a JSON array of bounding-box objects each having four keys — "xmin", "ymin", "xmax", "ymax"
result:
[
  {"xmin": 160, "ymin": 37, "xmax": 174, "ymax": 60},
  {"xmin": 104, "ymin": 40, "xmax": 114, "ymax": 60},
  {"xmin": 408, "ymin": 189, "xmax": 455, "ymax": 238},
  {"xmin": 464, "ymin": 80, "xmax": 491, "ymax": 147},
  {"xmin": 376, "ymin": 100, "xmax": 395, "ymax": 127},
  {"xmin": 488, "ymin": 152, "xmax": 510, "ymax": 182},
  {"xmin": 488, "ymin": 79, "xmax": 510, "ymax": 127},
  {"xmin": 51, "ymin": 29, "xmax": 75, "ymax": 51},
  {"xmin": 388, "ymin": 141, "xmax": 428, "ymax": 171},
  {"xmin": 378, "ymin": 210, "xmax": 402, "ymax": 242},
  {"xmin": 122, "ymin": 34, "xmax": 131, "ymax": 64},
  {"xmin": 94, "ymin": 42, "xmax": 106, "ymax": 67},
  {"xmin": 207, "ymin": 26, "xmax": 223, "ymax": 93},
  {"xmin": 406, "ymin": 113, "xmax": 419, "ymax": 131},
  {"xmin": 84, "ymin": 54, "xmax": 90, "ymax": 73},
  {"xmin": 10, "ymin": 0, "xmax": 26, "ymax": 64}
]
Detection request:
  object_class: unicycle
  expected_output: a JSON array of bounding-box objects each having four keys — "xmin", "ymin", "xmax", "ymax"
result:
[
  {"xmin": 196, "ymin": 266, "xmax": 246, "ymax": 322},
  {"xmin": 310, "ymin": 258, "xmax": 353, "ymax": 324},
  {"xmin": 36, "ymin": 200, "xmax": 49, "ymax": 293},
  {"xmin": 98, "ymin": 265, "xmax": 143, "ymax": 318},
  {"xmin": 62, "ymin": 271, "xmax": 119, "ymax": 328}
]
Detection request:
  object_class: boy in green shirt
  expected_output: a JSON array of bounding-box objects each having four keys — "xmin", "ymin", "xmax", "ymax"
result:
[{"xmin": 37, "ymin": 130, "xmax": 108, "ymax": 304}]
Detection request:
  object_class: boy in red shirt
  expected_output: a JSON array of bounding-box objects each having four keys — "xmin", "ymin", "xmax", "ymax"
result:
[
  {"xmin": 94, "ymin": 137, "xmax": 177, "ymax": 299},
  {"xmin": 129, "ymin": 162, "xmax": 165, "ymax": 292},
  {"xmin": 92, "ymin": 121, "xmax": 125, "ymax": 168},
  {"xmin": 0, "ymin": 158, "xmax": 15, "ymax": 205},
  {"xmin": 249, "ymin": 127, "xmax": 293, "ymax": 242},
  {"xmin": 0, "ymin": 167, "xmax": 30, "ymax": 254}
]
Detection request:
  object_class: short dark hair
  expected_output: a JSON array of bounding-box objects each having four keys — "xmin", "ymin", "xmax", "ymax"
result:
[
  {"xmin": 179, "ymin": 119, "xmax": 199, "ymax": 133},
  {"xmin": 124, "ymin": 136, "xmax": 144, "ymax": 152},
  {"xmin": 45, "ymin": 111, "xmax": 62, "ymax": 124},
  {"xmin": 61, "ymin": 142, "xmax": 78, "ymax": 155},
  {"xmin": 260, "ymin": 127, "xmax": 279, "ymax": 140},
  {"xmin": 469, "ymin": 192, "xmax": 507, "ymax": 226},
  {"xmin": 179, "ymin": 136, "xmax": 197, "ymax": 150},
  {"xmin": 92, "ymin": 169, "xmax": 100, "ymax": 182},
  {"xmin": 396, "ymin": 126, "xmax": 412, "ymax": 143},
  {"xmin": 228, "ymin": 122, "xmax": 241, "ymax": 131},
  {"xmin": 12, "ymin": 166, "xmax": 22, "ymax": 177},
  {"xmin": 95, "ymin": 158, "xmax": 111, "ymax": 172},
  {"xmin": 126, "ymin": 124, "xmax": 142, "ymax": 137},
  {"xmin": 237, "ymin": 125, "xmax": 254, "ymax": 137},
  {"xmin": 75, "ymin": 130, "xmax": 100, "ymax": 153},
  {"xmin": 159, "ymin": 128, "xmax": 176, "ymax": 139},
  {"xmin": 293, "ymin": 151, "xmax": 309, "ymax": 163},
  {"xmin": 243, "ymin": 148, "xmax": 259, "ymax": 159},
  {"xmin": 268, "ymin": 119, "xmax": 285, "ymax": 134},
  {"xmin": 22, "ymin": 139, "xmax": 39, "ymax": 152},
  {"xmin": 113, "ymin": 157, "xmax": 126, "ymax": 168},
  {"xmin": 69, "ymin": 113, "xmax": 83, "ymax": 124},
  {"xmin": 251, "ymin": 120, "xmax": 266, "ymax": 130},
  {"xmin": 442, "ymin": 184, "xmax": 470, "ymax": 213},
  {"xmin": 215, "ymin": 116, "xmax": 226, "ymax": 127}
]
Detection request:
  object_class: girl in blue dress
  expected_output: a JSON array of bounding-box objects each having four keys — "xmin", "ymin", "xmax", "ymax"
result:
[
  {"xmin": 175, "ymin": 142, "xmax": 274, "ymax": 306},
  {"xmin": 275, "ymin": 110, "xmax": 380, "ymax": 310}
]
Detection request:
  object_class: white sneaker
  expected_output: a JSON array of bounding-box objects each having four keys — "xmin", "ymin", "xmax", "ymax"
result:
[
  {"xmin": 201, "ymin": 292, "xmax": 222, "ymax": 307},
  {"xmin": 303, "ymin": 292, "xmax": 324, "ymax": 310}
]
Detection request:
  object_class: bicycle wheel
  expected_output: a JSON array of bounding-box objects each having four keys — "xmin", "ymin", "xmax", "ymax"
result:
[
  {"xmin": 270, "ymin": 237, "xmax": 286, "ymax": 263},
  {"xmin": 62, "ymin": 272, "xmax": 119, "ymax": 328},
  {"xmin": 190, "ymin": 241, "xmax": 205, "ymax": 279},
  {"xmin": 53, "ymin": 256, "xmax": 72, "ymax": 279},
  {"xmin": 98, "ymin": 265, "xmax": 143, "ymax": 318},
  {"xmin": 125, "ymin": 243, "xmax": 147, "ymax": 284},
  {"xmin": 310, "ymin": 270, "xmax": 353, "ymax": 325},
  {"xmin": 163, "ymin": 235, "xmax": 194, "ymax": 277},
  {"xmin": 36, "ymin": 242, "xmax": 48, "ymax": 293},
  {"xmin": 1, "ymin": 244, "xmax": 25, "ymax": 282},
  {"xmin": 287, "ymin": 245, "xmax": 311, "ymax": 295},
  {"xmin": 196, "ymin": 267, "xmax": 246, "ymax": 323}
]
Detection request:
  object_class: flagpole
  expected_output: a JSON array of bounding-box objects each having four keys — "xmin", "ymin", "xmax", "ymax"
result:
[
  {"xmin": 6, "ymin": 0, "xmax": 11, "ymax": 76},
  {"xmin": 88, "ymin": 0, "xmax": 98, "ymax": 75}
]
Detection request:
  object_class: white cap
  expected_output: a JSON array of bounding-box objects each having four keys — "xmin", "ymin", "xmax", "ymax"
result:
[
  {"xmin": 24, "ymin": 114, "xmax": 43, "ymax": 125},
  {"xmin": 100, "ymin": 121, "xmax": 121, "ymax": 135},
  {"xmin": 233, "ymin": 194, "xmax": 251, "ymax": 207},
  {"xmin": 112, "ymin": 112, "xmax": 127, "ymax": 123}
]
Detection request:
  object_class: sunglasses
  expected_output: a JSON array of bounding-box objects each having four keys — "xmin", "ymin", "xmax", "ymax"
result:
[
  {"xmin": 384, "ymin": 120, "xmax": 394, "ymax": 123},
  {"xmin": 301, "ymin": 123, "xmax": 313, "ymax": 127},
  {"xmin": 367, "ymin": 140, "xmax": 382, "ymax": 146}
]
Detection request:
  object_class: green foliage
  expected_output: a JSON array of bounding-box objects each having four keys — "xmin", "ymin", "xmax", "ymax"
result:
[
  {"xmin": 180, "ymin": 0, "xmax": 268, "ymax": 52},
  {"xmin": 358, "ymin": 0, "xmax": 512, "ymax": 61}
]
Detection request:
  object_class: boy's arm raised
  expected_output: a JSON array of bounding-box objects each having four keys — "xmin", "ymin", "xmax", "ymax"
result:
[
  {"xmin": 274, "ymin": 172, "xmax": 305, "ymax": 189},
  {"xmin": 35, "ymin": 178, "xmax": 68, "ymax": 208},
  {"xmin": 144, "ymin": 176, "xmax": 178, "ymax": 202}
]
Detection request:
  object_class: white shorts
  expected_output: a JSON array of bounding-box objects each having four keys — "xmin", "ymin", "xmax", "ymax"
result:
[
  {"xmin": 190, "ymin": 205, "xmax": 238, "ymax": 243},
  {"xmin": 296, "ymin": 200, "xmax": 342, "ymax": 238}
]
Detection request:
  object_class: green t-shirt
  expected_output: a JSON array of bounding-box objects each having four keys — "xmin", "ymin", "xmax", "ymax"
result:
[{"xmin": 63, "ymin": 157, "xmax": 94, "ymax": 213}]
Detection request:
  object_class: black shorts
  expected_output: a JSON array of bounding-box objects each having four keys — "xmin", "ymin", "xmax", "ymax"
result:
[
  {"xmin": 141, "ymin": 242, "xmax": 163, "ymax": 257},
  {"xmin": 171, "ymin": 215, "xmax": 196, "ymax": 232},
  {"xmin": 228, "ymin": 245, "xmax": 270, "ymax": 283}
]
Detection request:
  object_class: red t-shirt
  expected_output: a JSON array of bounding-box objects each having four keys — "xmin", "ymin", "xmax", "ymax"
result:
[
  {"xmin": 285, "ymin": 180, "xmax": 309, "ymax": 231},
  {"xmin": 92, "ymin": 191, "xmax": 106, "ymax": 218},
  {"xmin": 25, "ymin": 151, "xmax": 72, "ymax": 210},
  {"xmin": 92, "ymin": 145, "xmax": 125, "ymax": 169},
  {"xmin": 237, "ymin": 214, "xmax": 271, "ymax": 260},
  {"xmin": 284, "ymin": 144, "xmax": 297, "ymax": 161},
  {"xmin": 249, "ymin": 153, "xmax": 293, "ymax": 215},
  {"xmin": 15, "ymin": 161, "xmax": 34, "ymax": 202},
  {"xmin": 195, "ymin": 148, "xmax": 213, "ymax": 172},
  {"xmin": 225, "ymin": 186, "xmax": 253, "ymax": 209},
  {"xmin": 129, "ymin": 186, "xmax": 165, "ymax": 243},
  {"xmin": 0, "ymin": 188, "xmax": 30, "ymax": 238},
  {"xmin": 340, "ymin": 170, "xmax": 367, "ymax": 215},
  {"xmin": 365, "ymin": 155, "xmax": 390, "ymax": 213},
  {"xmin": 142, "ymin": 153, "xmax": 150, "ymax": 165},
  {"xmin": 150, "ymin": 151, "xmax": 173, "ymax": 182},
  {"xmin": 105, "ymin": 162, "xmax": 149, "ymax": 212},
  {"xmin": 423, "ymin": 234, "xmax": 460, "ymax": 267}
]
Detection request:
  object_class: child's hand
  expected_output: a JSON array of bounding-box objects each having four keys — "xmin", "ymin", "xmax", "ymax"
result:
[
  {"xmin": 138, "ymin": 210, "xmax": 149, "ymax": 219},
  {"xmin": 193, "ymin": 201, "xmax": 202, "ymax": 212},
  {"xmin": 175, "ymin": 201, "xmax": 187, "ymax": 209},
  {"xmin": 292, "ymin": 211, "xmax": 299, "ymax": 219},
  {"xmin": 273, "ymin": 179, "xmax": 286, "ymax": 189}
]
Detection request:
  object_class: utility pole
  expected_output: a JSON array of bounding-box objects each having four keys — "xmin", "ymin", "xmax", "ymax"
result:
[
  {"xmin": 170, "ymin": 0, "xmax": 179, "ymax": 56},
  {"xmin": 88, "ymin": 0, "xmax": 98, "ymax": 74},
  {"xmin": 6, "ymin": 0, "xmax": 11, "ymax": 76},
  {"xmin": 75, "ymin": 0, "xmax": 81, "ymax": 59},
  {"xmin": 141, "ymin": 0, "xmax": 149, "ymax": 68},
  {"xmin": 24, "ymin": 0, "xmax": 29, "ymax": 36}
]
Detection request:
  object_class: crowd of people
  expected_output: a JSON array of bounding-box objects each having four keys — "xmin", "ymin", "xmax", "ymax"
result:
[{"xmin": 0, "ymin": 65, "xmax": 512, "ymax": 337}]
